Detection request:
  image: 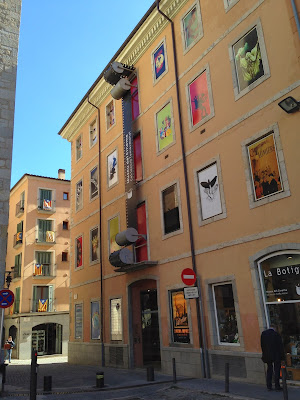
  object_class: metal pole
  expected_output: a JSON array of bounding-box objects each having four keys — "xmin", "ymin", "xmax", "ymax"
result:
[
  {"xmin": 225, "ymin": 362, "xmax": 229, "ymax": 393},
  {"xmin": 0, "ymin": 308, "xmax": 4, "ymax": 357},
  {"xmin": 281, "ymin": 365, "xmax": 288, "ymax": 400},
  {"xmin": 172, "ymin": 358, "xmax": 177, "ymax": 384}
]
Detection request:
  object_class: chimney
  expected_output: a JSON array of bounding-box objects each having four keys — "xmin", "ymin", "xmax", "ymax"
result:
[{"xmin": 58, "ymin": 169, "xmax": 65, "ymax": 180}]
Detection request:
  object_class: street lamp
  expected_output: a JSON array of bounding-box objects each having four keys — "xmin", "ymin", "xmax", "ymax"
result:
[{"xmin": 278, "ymin": 96, "xmax": 300, "ymax": 113}]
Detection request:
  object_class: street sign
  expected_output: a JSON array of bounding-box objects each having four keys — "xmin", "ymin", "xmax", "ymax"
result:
[
  {"xmin": 181, "ymin": 268, "xmax": 196, "ymax": 286},
  {"xmin": 0, "ymin": 289, "xmax": 14, "ymax": 308},
  {"xmin": 184, "ymin": 287, "xmax": 199, "ymax": 299}
]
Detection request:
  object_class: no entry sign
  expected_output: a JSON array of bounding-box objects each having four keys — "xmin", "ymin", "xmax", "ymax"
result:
[
  {"xmin": 181, "ymin": 268, "xmax": 196, "ymax": 286},
  {"xmin": 0, "ymin": 289, "xmax": 14, "ymax": 308}
]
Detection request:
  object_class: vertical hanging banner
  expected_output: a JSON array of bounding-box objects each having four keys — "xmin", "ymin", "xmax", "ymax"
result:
[{"xmin": 122, "ymin": 91, "xmax": 137, "ymax": 229}]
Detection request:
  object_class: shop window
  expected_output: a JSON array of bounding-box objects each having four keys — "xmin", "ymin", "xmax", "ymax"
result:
[
  {"xmin": 90, "ymin": 119, "xmax": 97, "ymax": 147},
  {"xmin": 62, "ymin": 252, "xmax": 68, "ymax": 262},
  {"xmin": 110, "ymin": 298, "xmax": 122, "ymax": 341},
  {"xmin": 63, "ymin": 221, "xmax": 69, "ymax": 230},
  {"xmin": 75, "ymin": 179, "xmax": 83, "ymax": 211},
  {"xmin": 76, "ymin": 134, "xmax": 82, "ymax": 161},
  {"xmin": 170, "ymin": 290, "xmax": 190, "ymax": 343},
  {"xmin": 133, "ymin": 133, "xmax": 143, "ymax": 182},
  {"xmin": 213, "ymin": 283, "xmax": 239, "ymax": 345},
  {"xmin": 63, "ymin": 192, "xmax": 69, "ymax": 200},
  {"xmin": 90, "ymin": 166, "xmax": 99, "ymax": 200},
  {"xmin": 162, "ymin": 183, "xmax": 181, "ymax": 235},
  {"xmin": 131, "ymin": 76, "xmax": 140, "ymax": 120},
  {"xmin": 106, "ymin": 100, "xmax": 115, "ymax": 130}
]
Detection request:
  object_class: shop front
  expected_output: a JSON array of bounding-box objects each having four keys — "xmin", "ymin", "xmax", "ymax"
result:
[{"xmin": 258, "ymin": 251, "xmax": 300, "ymax": 381}]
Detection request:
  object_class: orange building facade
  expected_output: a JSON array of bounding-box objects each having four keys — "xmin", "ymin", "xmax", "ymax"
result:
[
  {"xmin": 59, "ymin": 0, "xmax": 300, "ymax": 382},
  {"xmin": 4, "ymin": 171, "xmax": 70, "ymax": 359}
]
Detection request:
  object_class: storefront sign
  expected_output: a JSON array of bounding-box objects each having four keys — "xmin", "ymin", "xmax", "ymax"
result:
[{"xmin": 262, "ymin": 264, "xmax": 300, "ymax": 302}]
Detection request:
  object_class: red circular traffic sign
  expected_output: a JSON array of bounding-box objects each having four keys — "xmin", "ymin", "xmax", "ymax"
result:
[
  {"xmin": 0, "ymin": 289, "xmax": 14, "ymax": 308},
  {"xmin": 181, "ymin": 268, "xmax": 196, "ymax": 286}
]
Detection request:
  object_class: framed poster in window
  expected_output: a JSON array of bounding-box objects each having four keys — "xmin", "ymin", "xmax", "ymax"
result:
[
  {"xmin": 152, "ymin": 38, "xmax": 168, "ymax": 83},
  {"xmin": 170, "ymin": 290, "xmax": 190, "ymax": 343},
  {"xmin": 181, "ymin": 2, "xmax": 203, "ymax": 52},
  {"xmin": 156, "ymin": 101, "xmax": 174, "ymax": 152},
  {"xmin": 110, "ymin": 298, "xmax": 122, "ymax": 341},
  {"xmin": 198, "ymin": 162, "xmax": 222, "ymax": 220},
  {"xmin": 109, "ymin": 215, "xmax": 121, "ymax": 254},
  {"xmin": 75, "ymin": 303, "xmax": 83, "ymax": 339},
  {"xmin": 90, "ymin": 227, "xmax": 99, "ymax": 263},
  {"xmin": 90, "ymin": 166, "xmax": 98, "ymax": 200},
  {"xmin": 91, "ymin": 301, "xmax": 100, "ymax": 340},
  {"xmin": 107, "ymin": 149, "xmax": 118, "ymax": 188},
  {"xmin": 75, "ymin": 235, "xmax": 83, "ymax": 269}
]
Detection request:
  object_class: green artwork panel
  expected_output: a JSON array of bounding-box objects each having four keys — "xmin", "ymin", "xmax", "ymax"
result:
[{"xmin": 157, "ymin": 102, "xmax": 173, "ymax": 151}]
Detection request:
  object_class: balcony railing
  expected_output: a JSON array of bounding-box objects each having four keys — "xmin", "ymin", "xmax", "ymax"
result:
[
  {"xmin": 13, "ymin": 232, "xmax": 23, "ymax": 247},
  {"xmin": 15, "ymin": 200, "xmax": 25, "ymax": 217},
  {"xmin": 33, "ymin": 264, "xmax": 53, "ymax": 277},
  {"xmin": 37, "ymin": 199, "xmax": 56, "ymax": 212},
  {"xmin": 32, "ymin": 299, "xmax": 53, "ymax": 312}
]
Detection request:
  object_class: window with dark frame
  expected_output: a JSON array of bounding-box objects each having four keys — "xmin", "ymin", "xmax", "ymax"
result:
[
  {"xmin": 162, "ymin": 184, "xmax": 180, "ymax": 235},
  {"xmin": 62, "ymin": 252, "xmax": 68, "ymax": 262},
  {"xmin": 63, "ymin": 192, "xmax": 69, "ymax": 200},
  {"xmin": 63, "ymin": 221, "xmax": 69, "ymax": 230}
]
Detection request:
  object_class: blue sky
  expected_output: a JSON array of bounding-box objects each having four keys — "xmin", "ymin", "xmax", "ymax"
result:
[{"xmin": 11, "ymin": 0, "xmax": 154, "ymax": 187}]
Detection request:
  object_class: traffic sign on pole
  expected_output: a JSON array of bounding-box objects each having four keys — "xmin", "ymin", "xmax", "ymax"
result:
[
  {"xmin": 0, "ymin": 289, "xmax": 14, "ymax": 308},
  {"xmin": 181, "ymin": 268, "xmax": 196, "ymax": 286}
]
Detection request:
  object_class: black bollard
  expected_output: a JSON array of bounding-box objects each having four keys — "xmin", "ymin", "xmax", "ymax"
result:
[
  {"xmin": 96, "ymin": 371, "xmax": 104, "ymax": 388},
  {"xmin": 30, "ymin": 349, "xmax": 38, "ymax": 400},
  {"xmin": 172, "ymin": 358, "xmax": 177, "ymax": 384},
  {"xmin": 281, "ymin": 366, "xmax": 288, "ymax": 400},
  {"xmin": 146, "ymin": 366, "xmax": 154, "ymax": 381},
  {"xmin": 225, "ymin": 362, "xmax": 229, "ymax": 393},
  {"xmin": 44, "ymin": 376, "xmax": 52, "ymax": 392}
]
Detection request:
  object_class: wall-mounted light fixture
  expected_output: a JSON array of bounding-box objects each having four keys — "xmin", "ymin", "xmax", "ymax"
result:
[
  {"xmin": 278, "ymin": 96, "xmax": 300, "ymax": 113},
  {"xmin": 104, "ymin": 61, "xmax": 135, "ymax": 100}
]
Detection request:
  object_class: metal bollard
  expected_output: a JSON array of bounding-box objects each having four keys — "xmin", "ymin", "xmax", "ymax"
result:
[
  {"xmin": 172, "ymin": 358, "xmax": 177, "ymax": 384},
  {"xmin": 225, "ymin": 362, "xmax": 229, "ymax": 393},
  {"xmin": 146, "ymin": 366, "xmax": 154, "ymax": 381},
  {"xmin": 281, "ymin": 366, "xmax": 288, "ymax": 400},
  {"xmin": 43, "ymin": 376, "xmax": 52, "ymax": 392},
  {"xmin": 96, "ymin": 371, "xmax": 104, "ymax": 388}
]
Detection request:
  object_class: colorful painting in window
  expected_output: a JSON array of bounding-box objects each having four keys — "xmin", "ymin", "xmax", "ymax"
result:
[
  {"xmin": 76, "ymin": 236, "xmax": 83, "ymax": 268},
  {"xmin": 188, "ymin": 70, "xmax": 211, "ymax": 127},
  {"xmin": 171, "ymin": 290, "xmax": 190, "ymax": 343},
  {"xmin": 90, "ymin": 227, "xmax": 99, "ymax": 262},
  {"xmin": 233, "ymin": 26, "xmax": 264, "ymax": 92},
  {"xmin": 182, "ymin": 5, "xmax": 202, "ymax": 49},
  {"xmin": 106, "ymin": 100, "xmax": 115, "ymax": 130},
  {"xmin": 198, "ymin": 163, "xmax": 222, "ymax": 220},
  {"xmin": 156, "ymin": 102, "xmax": 174, "ymax": 152},
  {"xmin": 90, "ymin": 167, "xmax": 98, "ymax": 200},
  {"xmin": 109, "ymin": 216, "xmax": 121, "ymax": 254},
  {"xmin": 76, "ymin": 180, "xmax": 83, "ymax": 210},
  {"xmin": 91, "ymin": 301, "xmax": 100, "ymax": 339},
  {"xmin": 153, "ymin": 41, "xmax": 167, "ymax": 81},
  {"xmin": 247, "ymin": 133, "xmax": 282, "ymax": 201},
  {"xmin": 107, "ymin": 150, "xmax": 118, "ymax": 187}
]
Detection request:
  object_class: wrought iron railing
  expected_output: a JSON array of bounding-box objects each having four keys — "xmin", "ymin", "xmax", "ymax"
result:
[{"xmin": 15, "ymin": 200, "xmax": 25, "ymax": 216}]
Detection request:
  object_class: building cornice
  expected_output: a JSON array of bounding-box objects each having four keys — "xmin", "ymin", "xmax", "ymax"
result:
[{"xmin": 59, "ymin": 0, "xmax": 188, "ymax": 142}]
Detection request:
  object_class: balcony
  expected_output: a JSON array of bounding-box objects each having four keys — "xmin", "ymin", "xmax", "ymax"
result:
[
  {"xmin": 15, "ymin": 200, "xmax": 25, "ymax": 217},
  {"xmin": 32, "ymin": 299, "xmax": 53, "ymax": 313},
  {"xmin": 37, "ymin": 199, "xmax": 56, "ymax": 213},
  {"xmin": 36, "ymin": 231, "xmax": 55, "ymax": 244},
  {"xmin": 33, "ymin": 264, "xmax": 54, "ymax": 277},
  {"xmin": 13, "ymin": 265, "xmax": 21, "ymax": 279},
  {"xmin": 13, "ymin": 232, "xmax": 23, "ymax": 248}
]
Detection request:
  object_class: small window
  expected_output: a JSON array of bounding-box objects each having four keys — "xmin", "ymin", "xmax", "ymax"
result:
[
  {"xmin": 106, "ymin": 100, "xmax": 115, "ymax": 131},
  {"xmin": 90, "ymin": 120, "xmax": 97, "ymax": 147},
  {"xmin": 39, "ymin": 189, "xmax": 53, "ymax": 210},
  {"xmin": 131, "ymin": 76, "xmax": 140, "ymax": 120},
  {"xmin": 63, "ymin": 221, "xmax": 69, "ymax": 230},
  {"xmin": 170, "ymin": 290, "xmax": 190, "ymax": 343},
  {"xmin": 213, "ymin": 283, "xmax": 239, "ymax": 345},
  {"xmin": 62, "ymin": 252, "xmax": 68, "ymax": 262},
  {"xmin": 76, "ymin": 180, "xmax": 83, "ymax": 211},
  {"xmin": 162, "ymin": 184, "xmax": 180, "ymax": 235},
  {"xmin": 76, "ymin": 135, "xmax": 82, "ymax": 161},
  {"xmin": 63, "ymin": 192, "xmax": 69, "ymax": 200}
]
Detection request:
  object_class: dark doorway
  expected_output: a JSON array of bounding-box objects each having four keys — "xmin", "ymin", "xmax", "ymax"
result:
[
  {"xmin": 32, "ymin": 323, "xmax": 62, "ymax": 355},
  {"xmin": 140, "ymin": 289, "xmax": 160, "ymax": 365}
]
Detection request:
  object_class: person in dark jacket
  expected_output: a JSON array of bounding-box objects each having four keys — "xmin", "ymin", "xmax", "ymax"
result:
[{"xmin": 261, "ymin": 326, "xmax": 285, "ymax": 391}]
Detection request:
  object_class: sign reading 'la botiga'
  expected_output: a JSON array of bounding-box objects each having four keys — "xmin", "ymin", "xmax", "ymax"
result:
[{"xmin": 262, "ymin": 264, "xmax": 300, "ymax": 302}]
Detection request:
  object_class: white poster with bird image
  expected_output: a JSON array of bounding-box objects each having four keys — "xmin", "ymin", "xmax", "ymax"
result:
[{"xmin": 198, "ymin": 163, "xmax": 222, "ymax": 220}]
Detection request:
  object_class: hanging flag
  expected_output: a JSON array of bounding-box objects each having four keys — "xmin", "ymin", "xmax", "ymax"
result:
[
  {"xmin": 16, "ymin": 232, "xmax": 23, "ymax": 242},
  {"xmin": 38, "ymin": 299, "xmax": 48, "ymax": 312},
  {"xmin": 34, "ymin": 264, "xmax": 43, "ymax": 276},
  {"xmin": 46, "ymin": 231, "xmax": 55, "ymax": 242},
  {"xmin": 43, "ymin": 199, "xmax": 52, "ymax": 210}
]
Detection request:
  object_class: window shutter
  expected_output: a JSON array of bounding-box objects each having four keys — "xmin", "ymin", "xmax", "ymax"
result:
[
  {"xmin": 14, "ymin": 287, "xmax": 20, "ymax": 313},
  {"xmin": 48, "ymin": 285, "xmax": 53, "ymax": 311},
  {"xmin": 37, "ymin": 252, "xmax": 51, "ymax": 265},
  {"xmin": 17, "ymin": 221, "xmax": 23, "ymax": 233},
  {"xmin": 32, "ymin": 286, "xmax": 37, "ymax": 311}
]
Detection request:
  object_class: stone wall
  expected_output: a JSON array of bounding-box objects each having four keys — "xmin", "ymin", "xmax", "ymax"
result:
[{"xmin": 0, "ymin": 0, "xmax": 21, "ymax": 286}]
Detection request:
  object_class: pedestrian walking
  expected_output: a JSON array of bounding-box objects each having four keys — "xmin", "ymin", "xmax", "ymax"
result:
[
  {"xmin": 4, "ymin": 335, "xmax": 15, "ymax": 363},
  {"xmin": 261, "ymin": 325, "xmax": 285, "ymax": 391}
]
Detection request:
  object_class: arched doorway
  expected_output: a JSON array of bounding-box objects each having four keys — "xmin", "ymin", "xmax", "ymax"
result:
[
  {"xmin": 130, "ymin": 279, "xmax": 161, "ymax": 368},
  {"xmin": 8, "ymin": 325, "xmax": 17, "ymax": 360},
  {"xmin": 32, "ymin": 323, "xmax": 62, "ymax": 356}
]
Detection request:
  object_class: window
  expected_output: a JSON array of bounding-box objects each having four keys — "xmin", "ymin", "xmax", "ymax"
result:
[
  {"xmin": 39, "ymin": 189, "xmax": 53, "ymax": 210},
  {"xmin": 131, "ymin": 76, "xmax": 140, "ymax": 120},
  {"xmin": 155, "ymin": 101, "xmax": 175, "ymax": 153},
  {"xmin": 37, "ymin": 219, "xmax": 54, "ymax": 243},
  {"xmin": 90, "ymin": 227, "xmax": 99, "ymax": 263},
  {"xmin": 75, "ymin": 303, "xmax": 83, "ymax": 339},
  {"xmin": 110, "ymin": 298, "xmax": 122, "ymax": 341},
  {"xmin": 35, "ymin": 251, "xmax": 52, "ymax": 276},
  {"xmin": 213, "ymin": 283, "xmax": 239, "ymax": 345},
  {"xmin": 16, "ymin": 191, "xmax": 25, "ymax": 216},
  {"xmin": 106, "ymin": 100, "xmax": 115, "ymax": 130},
  {"xmin": 133, "ymin": 133, "xmax": 143, "ymax": 182},
  {"xmin": 76, "ymin": 180, "xmax": 83, "ymax": 211},
  {"xmin": 108, "ymin": 215, "xmax": 121, "ymax": 255},
  {"xmin": 107, "ymin": 149, "xmax": 118, "ymax": 188},
  {"xmin": 136, "ymin": 203, "xmax": 147, "ymax": 262},
  {"xmin": 170, "ymin": 290, "xmax": 190, "ymax": 343},
  {"xmin": 91, "ymin": 301, "xmax": 100, "ymax": 339},
  {"xmin": 13, "ymin": 287, "xmax": 20, "ymax": 314},
  {"xmin": 63, "ymin": 220, "xmax": 69, "ymax": 230},
  {"xmin": 76, "ymin": 135, "xmax": 82, "ymax": 161},
  {"xmin": 181, "ymin": 1, "xmax": 203, "ymax": 53},
  {"xmin": 152, "ymin": 38, "xmax": 168, "ymax": 84},
  {"xmin": 32, "ymin": 285, "xmax": 53, "ymax": 312},
  {"xmin": 229, "ymin": 20, "xmax": 270, "ymax": 100},
  {"xmin": 75, "ymin": 235, "xmax": 83, "ymax": 269},
  {"xmin": 90, "ymin": 166, "xmax": 99, "ymax": 200},
  {"xmin": 14, "ymin": 221, "xmax": 23, "ymax": 246},
  {"xmin": 162, "ymin": 184, "xmax": 181, "ymax": 235},
  {"xmin": 89, "ymin": 119, "xmax": 97, "ymax": 147},
  {"xmin": 63, "ymin": 192, "xmax": 69, "ymax": 200},
  {"xmin": 223, "ymin": 0, "xmax": 240, "ymax": 12},
  {"xmin": 62, "ymin": 252, "xmax": 68, "ymax": 262},
  {"xmin": 14, "ymin": 254, "xmax": 22, "ymax": 278}
]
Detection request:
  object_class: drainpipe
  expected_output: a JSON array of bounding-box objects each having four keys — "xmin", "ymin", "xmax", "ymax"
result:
[
  {"xmin": 156, "ymin": 1, "xmax": 209, "ymax": 378},
  {"xmin": 290, "ymin": 0, "xmax": 300, "ymax": 39},
  {"xmin": 87, "ymin": 96, "xmax": 105, "ymax": 367}
]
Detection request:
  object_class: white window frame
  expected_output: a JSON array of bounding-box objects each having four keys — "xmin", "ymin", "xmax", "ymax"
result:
[
  {"xmin": 89, "ymin": 119, "xmax": 98, "ymax": 148},
  {"xmin": 160, "ymin": 179, "xmax": 183, "ymax": 240}
]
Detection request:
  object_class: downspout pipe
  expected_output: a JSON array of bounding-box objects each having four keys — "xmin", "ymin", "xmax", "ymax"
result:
[
  {"xmin": 87, "ymin": 96, "xmax": 105, "ymax": 367},
  {"xmin": 156, "ymin": 1, "xmax": 209, "ymax": 379},
  {"xmin": 290, "ymin": 0, "xmax": 300, "ymax": 39}
]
